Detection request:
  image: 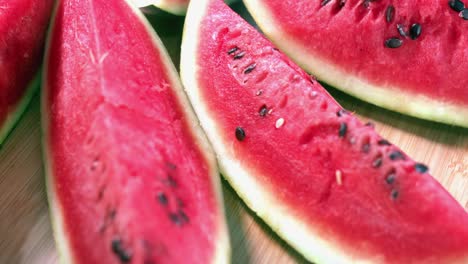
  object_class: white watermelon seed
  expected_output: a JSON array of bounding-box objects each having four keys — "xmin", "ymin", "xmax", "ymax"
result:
[
  {"xmin": 336, "ymin": 170, "xmax": 343, "ymax": 185},
  {"xmin": 275, "ymin": 118, "xmax": 285, "ymax": 128}
]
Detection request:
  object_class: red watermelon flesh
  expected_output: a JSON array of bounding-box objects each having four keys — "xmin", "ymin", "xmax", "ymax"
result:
[
  {"xmin": 181, "ymin": 0, "xmax": 468, "ymax": 263},
  {"xmin": 43, "ymin": 0, "xmax": 229, "ymax": 263},
  {"xmin": 0, "ymin": 0, "xmax": 53, "ymax": 143},
  {"xmin": 243, "ymin": 0, "xmax": 468, "ymax": 127}
]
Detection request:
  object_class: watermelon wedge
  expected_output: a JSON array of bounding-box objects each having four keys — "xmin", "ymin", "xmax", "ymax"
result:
[
  {"xmin": 180, "ymin": 0, "xmax": 468, "ymax": 263},
  {"xmin": 0, "ymin": 0, "xmax": 53, "ymax": 144},
  {"xmin": 242, "ymin": 0, "xmax": 468, "ymax": 127},
  {"xmin": 42, "ymin": 0, "xmax": 229, "ymax": 263}
]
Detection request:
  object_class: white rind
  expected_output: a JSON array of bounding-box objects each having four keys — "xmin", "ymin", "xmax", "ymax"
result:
[
  {"xmin": 242, "ymin": 0, "xmax": 468, "ymax": 128},
  {"xmin": 132, "ymin": 0, "xmax": 188, "ymax": 15},
  {"xmin": 131, "ymin": 0, "xmax": 236, "ymax": 16},
  {"xmin": 181, "ymin": 0, "xmax": 384, "ymax": 263},
  {"xmin": 45, "ymin": 170, "xmax": 75, "ymax": 264},
  {"xmin": 42, "ymin": 0, "xmax": 230, "ymax": 263}
]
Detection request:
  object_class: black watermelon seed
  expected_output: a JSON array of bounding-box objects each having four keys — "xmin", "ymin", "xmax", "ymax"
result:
[
  {"xmin": 386, "ymin": 173, "xmax": 396, "ymax": 184},
  {"xmin": 362, "ymin": 143, "xmax": 371, "ymax": 153},
  {"xmin": 339, "ymin": 122, "xmax": 348, "ymax": 138},
  {"xmin": 166, "ymin": 162, "xmax": 177, "ymax": 170},
  {"xmin": 157, "ymin": 192, "xmax": 168, "ymax": 205},
  {"xmin": 385, "ymin": 5, "xmax": 395, "ymax": 23},
  {"xmin": 396, "ymin": 24, "xmax": 407, "ymax": 37},
  {"xmin": 109, "ymin": 209, "xmax": 117, "ymax": 220},
  {"xmin": 336, "ymin": 109, "xmax": 348, "ymax": 117},
  {"xmin": 259, "ymin": 105, "xmax": 268, "ymax": 117},
  {"xmin": 415, "ymin": 163, "xmax": 429, "ymax": 173},
  {"xmin": 111, "ymin": 238, "xmax": 132, "ymax": 263},
  {"xmin": 363, "ymin": 0, "xmax": 373, "ymax": 8},
  {"xmin": 169, "ymin": 213, "xmax": 182, "ymax": 225},
  {"xmin": 365, "ymin": 122, "xmax": 375, "ymax": 127},
  {"xmin": 389, "ymin": 151, "xmax": 405, "ymax": 161},
  {"xmin": 377, "ymin": 139, "xmax": 391, "ymax": 146},
  {"xmin": 227, "ymin": 47, "xmax": 238, "ymax": 55},
  {"xmin": 391, "ymin": 189, "xmax": 399, "ymax": 199},
  {"xmin": 244, "ymin": 63, "xmax": 256, "ymax": 74},
  {"xmin": 178, "ymin": 211, "xmax": 189, "ymax": 223},
  {"xmin": 385, "ymin": 37, "xmax": 403, "ymax": 48},
  {"xmin": 321, "ymin": 0, "xmax": 332, "ymax": 6},
  {"xmin": 449, "ymin": 0, "xmax": 465, "ymax": 12},
  {"xmin": 409, "ymin": 23, "xmax": 422, "ymax": 40},
  {"xmin": 372, "ymin": 157, "xmax": 383, "ymax": 168},
  {"xmin": 460, "ymin": 9, "xmax": 468, "ymax": 19},
  {"xmin": 233, "ymin": 51, "xmax": 245, "ymax": 60},
  {"xmin": 339, "ymin": 0, "xmax": 346, "ymax": 8},
  {"xmin": 169, "ymin": 211, "xmax": 189, "ymax": 226},
  {"xmin": 235, "ymin": 127, "xmax": 246, "ymax": 141},
  {"xmin": 100, "ymin": 209, "xmax": 117, "ymax": 233},
  {"xmin": 164, "ymin": 175, "xmax": 177, "ymax": 187}
]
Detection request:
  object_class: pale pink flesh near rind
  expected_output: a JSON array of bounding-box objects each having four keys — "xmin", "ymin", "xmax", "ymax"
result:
[
  {"xmin": 181, "ymin": 0, "xmax": 468, "ymax": 263},
  {"xmin": 0, "ymin": 0, "xmax": 54, "ymax": 144},
  {"xmin": 42, "ymin": 0, "xmax": 229, "ymax": 263},
  {"xmin": 242, "ymin": 0, "xmax": 468, "ymax": 128}
]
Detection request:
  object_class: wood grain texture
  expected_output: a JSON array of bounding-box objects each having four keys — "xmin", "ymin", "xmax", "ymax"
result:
[{"xmin": 0, "ymin": 3, "xmax": 466, "ymax": 263}]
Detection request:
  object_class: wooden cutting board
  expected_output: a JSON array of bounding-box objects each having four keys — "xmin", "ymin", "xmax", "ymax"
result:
[{"xmin": 0, "ymin": 3, "xmax": 466, "ymax": 263}]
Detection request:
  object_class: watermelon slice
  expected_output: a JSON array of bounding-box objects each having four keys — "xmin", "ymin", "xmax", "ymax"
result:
[
  {"xmin": 242, "ymin": 0, "xmax": 468, "ymax": 127},
  {"xmin": 180, "ymin": 0, "xmax": 468, "ymax": 263},
  {"xmin": 42, "ymin": 0, "xmax": 229, "ymax": 263},
  {"xmin": 0, "ymin": 0, "xmax": 53, "ymax": 144}
]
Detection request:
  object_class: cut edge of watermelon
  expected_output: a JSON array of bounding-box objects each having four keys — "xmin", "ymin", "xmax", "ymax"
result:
[
  {"xmin": 0, "ymin": 74, "xmax": 39, "ymax": 145},
  {"xmin": 40, "ymin": 1, "xmax": 79, "ymax": 262},
  {"xmin": 45, "ymin": 172, "xmax": 75, "ymax": 263},
  {"xmin": 42, "ymin": 0, "xmax": 230, "ymax": 262},
  {"xmin": 181, "ymin": 0, "xmax": 377, "ymax": 263},
  {"xmin": 242, "ymin": 0, "xmax": 468, "ymax": 128}
]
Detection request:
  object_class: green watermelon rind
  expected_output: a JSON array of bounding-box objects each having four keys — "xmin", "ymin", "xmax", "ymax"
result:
[
  {"xmin": 42, "ymin": 0, "xmax": 231, "ymax": 263},
  {"xmin": 132, "ymin": 0, "xmax": 236, "ymax": 16},
  {"xmin": 242, "ymin": 0, "xmax": 468, "ymax": 128},
  {"xmin": 0, "ymin": 74, "xmax": 39, "ymax": 146},
  {"xmin": 132, "ymin": 0, "xmax": 188, "ymax": 15},
  {"xmin": 181, "ymin": 0, "xmax": 381, "ymax": 263}
]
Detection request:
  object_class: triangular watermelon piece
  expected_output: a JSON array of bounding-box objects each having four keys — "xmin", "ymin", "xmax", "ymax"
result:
[
  {"xmin": 43, "ymin": 0, "xmax": 229, "ymax": 263},
  {"xmin": 181, "ymin": 0, "xmax": 468, "ymax": 263},
  {"xmin": 0, "ymin": 0, "xmax": 53, "ymax": 144},
  {"xmin": 242, "ymin": 0, "xmax": 468, "ymax": 127}
]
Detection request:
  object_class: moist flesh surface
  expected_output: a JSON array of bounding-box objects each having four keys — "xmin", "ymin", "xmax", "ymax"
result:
[
  {"xmin": 0, "ymin": 0, "xmax": 53, "ymax": 136},
  {"xmin": 241, "ymin": 0, "xmax": 468, "ymax": 126},
  {"xmin": 45, "ymin": 0, "xmax": 224, "ymax": 263},
  {"xmin": 188, "ymin": 0, "xmax": 468, "ymax": 262}
]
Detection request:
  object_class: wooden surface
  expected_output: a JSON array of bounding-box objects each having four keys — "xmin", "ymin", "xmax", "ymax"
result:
[{"xmin": 0, "ymin": 3, "xmax": 467, "ymax": 263}]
